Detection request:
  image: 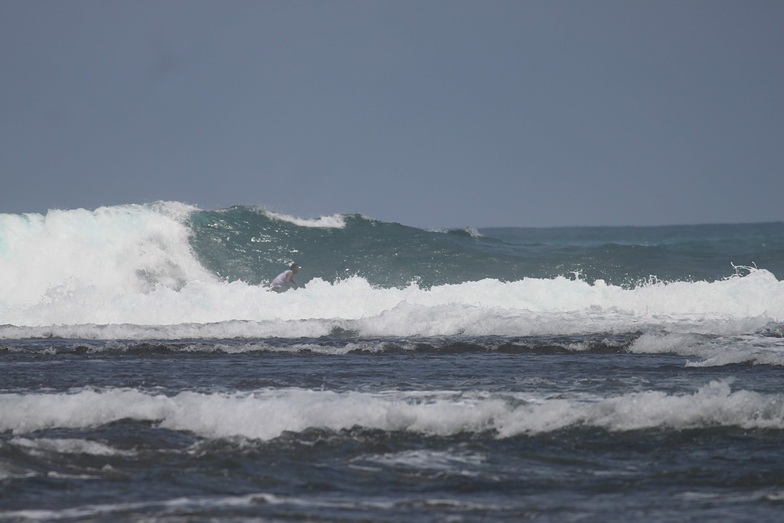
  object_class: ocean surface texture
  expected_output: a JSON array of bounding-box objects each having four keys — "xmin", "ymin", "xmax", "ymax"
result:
[{"xmin": 1, "ymin": 202, "xmax": 783, "ymax": 522}]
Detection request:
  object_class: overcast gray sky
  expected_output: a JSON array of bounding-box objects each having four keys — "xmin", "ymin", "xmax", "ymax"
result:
[{"xmin": 2, "ymin": 0, "xmax": 782, "ymax": 227}]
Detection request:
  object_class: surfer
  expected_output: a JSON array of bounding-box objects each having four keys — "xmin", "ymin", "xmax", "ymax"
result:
[{"xmin": 270, "ymin": 263, "xmax": 300, "ymax": 292}]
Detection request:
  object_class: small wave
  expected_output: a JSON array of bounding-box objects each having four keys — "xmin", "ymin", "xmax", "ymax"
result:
[
  {"xmin": 0, "ymin": 334, "xmax": 638, "ymax": 356},
  {"xmin": 629, "ymin": 330, "xmax": 784, "ymax": 367},
  {"xmin": 11, "ymin": 437, "xmax": 134, "ymax": 457},
  {"xmin": 264, "ymin": 210, "xmax": 347, "ymax": 229},
  {"xmin": 2, "ymin": 381, "xmax": 782, "ymax": 440},
  {"xmin": 430, "ymin": 227, "xmax": 483, "ymax": 238}
]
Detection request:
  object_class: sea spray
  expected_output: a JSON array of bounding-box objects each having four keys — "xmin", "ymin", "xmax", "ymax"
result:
[{"xmin": 0, "ymin": 202, "xmax": 213, "ymax": 309}]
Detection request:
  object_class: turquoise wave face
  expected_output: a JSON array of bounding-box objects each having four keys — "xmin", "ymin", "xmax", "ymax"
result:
[
  {"xmin": 186, "ymin": 206, "xmax": 784, "ymax": 287},
  {"xmin": 186, "ymin": 207, "xmax": 528, "ymax": 287}
]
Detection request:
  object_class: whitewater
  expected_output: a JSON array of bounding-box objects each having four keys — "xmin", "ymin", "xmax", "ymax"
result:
[
  {"xmin": 1, "ymin": 202, "xmax": 781, "ymax": 337},
  {"xmin": 2, "ymin": 202, "xmax": 784, "ymax": 522}
]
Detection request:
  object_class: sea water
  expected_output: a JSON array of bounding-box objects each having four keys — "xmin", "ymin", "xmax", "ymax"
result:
[{"xmin": 1, "ymin": 203, "xmax": 783, "ymax": 522}]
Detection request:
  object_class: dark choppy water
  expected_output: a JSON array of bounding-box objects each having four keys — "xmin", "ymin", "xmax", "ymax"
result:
[{"xmin": 2, "ymin": 340, "xmax": 784, "ymax": 522}]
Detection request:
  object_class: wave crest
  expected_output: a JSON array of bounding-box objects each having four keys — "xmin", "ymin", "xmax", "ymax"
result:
[{"xmin": 3, "ymin": 381, "xmax": 782, "ymax": 440}]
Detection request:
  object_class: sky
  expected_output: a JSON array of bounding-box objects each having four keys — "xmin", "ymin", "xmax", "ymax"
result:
[{"xmin": 1, "ymin": 0, "xmax": 783, "ymax": 228}]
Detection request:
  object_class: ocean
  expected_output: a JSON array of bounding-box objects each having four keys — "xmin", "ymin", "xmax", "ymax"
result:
[{"xmin": 1, "ymin": 202, "xmax": 783, "ymax": 522}]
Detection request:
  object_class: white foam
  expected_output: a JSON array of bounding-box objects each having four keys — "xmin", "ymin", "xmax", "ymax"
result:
[
  {"xmin": 0, "ymin": 491, "xmax": 406, "ymax": 522},
  {"xmin": 429, "ymin": 226, "xmax": 483, "ymax": 238},
  {"xmin": 10, "ymin": 437, "xmax": 130, "ymax": 458},
  {"xmin": 0, "ymin": 271, "xmax": 782, "ymax": 341},
  {"xmin": 2, "ymin": 382, "xmax": 782, "ymax": 440},
  {"xmin": 264, "ymin": 210, "xmax": 347, "ymax": 228},
  {"xmin": 0, "ymin": 493, "xmax": 270, "ymax": 522},
  {"xmin": 357, "ymin": 449, "xmax": 485, "ymax": 474},
  {"xmin": 0, "ymin": 202, "xmax": 215, "ymax": 310},
  {"xmin": 630, "ymin": 332, "xmax": 784, "ymax": 367}
]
